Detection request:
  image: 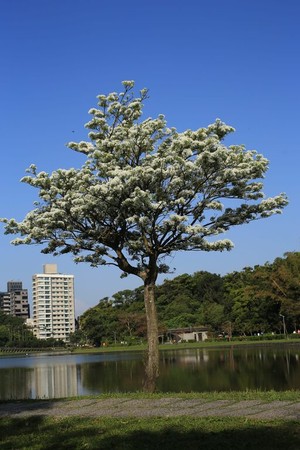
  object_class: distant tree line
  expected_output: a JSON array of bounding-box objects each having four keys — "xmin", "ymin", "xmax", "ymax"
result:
[
  {"xmin": 0, "ymin": 312, "xmax": 65, "ymax": 348},
  {"xmin": 76, "ymin": 252, "xmax": 300, "ymax": 346}
]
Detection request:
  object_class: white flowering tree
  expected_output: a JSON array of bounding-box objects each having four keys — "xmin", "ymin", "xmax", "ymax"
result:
[{"xmin": 2, "ymin": 81, "xmax": 287, "ymax": 391}]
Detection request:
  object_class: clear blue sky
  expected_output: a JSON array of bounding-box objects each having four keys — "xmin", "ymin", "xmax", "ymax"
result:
[{"xmin": 1, "ymin": 0, "xmax": 299, "ymax": 315}]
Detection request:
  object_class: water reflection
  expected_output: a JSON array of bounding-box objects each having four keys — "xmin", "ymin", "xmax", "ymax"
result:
[
  {"xmin": 157, "ymin": 346, "xmax": 300, "ymax": 392},
  {"xmin": 1, "ymin": 345, "xmax": 300, "ymax": 400},
  {"xmin": 0, "ymin": 356, "xmax": 79, "ymax": 399},
  {"xmin": 34, "ymin": 365, "xmax": 78, "ymax": 398}
]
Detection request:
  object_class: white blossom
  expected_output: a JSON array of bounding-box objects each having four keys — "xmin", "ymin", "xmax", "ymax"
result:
[{"xmin": 1, "ymin": 81, "xmax": 288, "ymax": 276}]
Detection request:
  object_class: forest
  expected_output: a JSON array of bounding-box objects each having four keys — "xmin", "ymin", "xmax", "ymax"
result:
[
  {"xmin": 0, "ymin": 312, "xmax": 65, "ymax": 348},
  {"xmin": 77, "ymin": 252, "xmax": 300, "ymax": 346}
]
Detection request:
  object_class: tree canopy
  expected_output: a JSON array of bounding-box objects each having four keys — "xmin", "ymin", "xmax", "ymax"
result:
[
  {"xmin": 1, "ymin": 81, "xmax": 288, "ymax": 390},
  {"xmin": 3, "ymin": 81, "xmax": 287, "ymax": 278}
]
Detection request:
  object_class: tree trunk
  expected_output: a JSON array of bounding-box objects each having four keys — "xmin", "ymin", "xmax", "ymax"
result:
[{"xmin": 143, "ymin": 279, "xmax": 159, "ymax": 392}]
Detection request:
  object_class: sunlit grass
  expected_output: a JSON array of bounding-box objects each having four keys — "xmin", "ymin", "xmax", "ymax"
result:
[
  {"xmin": 1, "ymin": 337, "xmax": 298, "ymax": 357},
  {"xmin": 86, "ymin": 389, "xmax": 300, "ymax": 402},
  {"xmin": 1, "ymin": 389, "xmax": 300, "ymax": 404},
  {"xmin": 70, "ymin": 337, "xmax": 300, "ymax": 355}
]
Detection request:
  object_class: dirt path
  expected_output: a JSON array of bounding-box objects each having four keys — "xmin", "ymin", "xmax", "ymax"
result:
[{"xmin": 1, "ymin": 398, "xmax": 300, "ymax": 420}]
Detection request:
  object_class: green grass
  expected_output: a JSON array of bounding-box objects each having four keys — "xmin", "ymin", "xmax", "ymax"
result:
[
  {"xmin": 70, "ymin": 337, "xmax": 300, "ymax": 355},
  {"xmin": 1, "ymin": 415, "xmax": 300, "ymax": 449},
  {"xmin": 2, "ymin": 389, "xmax": 300, "ymax": 404},
  {"xmin": 2, "ymin": 391, "xmax": 300, "ymax": 448},
  {"xmin": 1, "ymin": 337, "xmax": 298, "ymax": 356},
  {"xmin": 83, "ymin": 389, "xmax": 300, "ymax": 402}
]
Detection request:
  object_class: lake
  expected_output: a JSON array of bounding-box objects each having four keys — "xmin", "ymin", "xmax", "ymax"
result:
[{"xmin": 1, "ymin": 344, "xmax": 300, "ymax": 400}]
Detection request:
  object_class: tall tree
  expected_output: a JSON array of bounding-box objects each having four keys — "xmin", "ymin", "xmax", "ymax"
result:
[
  {"xmin": 271, "ymin": 252, "xmax": 300, "ymax": 331},
  {"xmin": 2, "ymin": 81, "xmax": 287, "ymax": 391}
]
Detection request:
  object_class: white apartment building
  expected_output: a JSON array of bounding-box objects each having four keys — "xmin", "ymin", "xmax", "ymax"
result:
[{"xmin": 32, "ymin": 264, "xmax": 75, "ymax": 342}]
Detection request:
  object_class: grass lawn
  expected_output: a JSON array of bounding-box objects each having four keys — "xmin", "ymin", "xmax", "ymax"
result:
[
  {"xmin": 1, "ymin": 391, "xmax": 300, "ymax": 449},
  {"xmin": 70, "ymin": 337, "xmax": 300, "ymax": 355},
  {"xmin": 1, "ymin": 337, "xmax": 299, "ymax": 357},
  {"xmin": 1, "ymin": 415, "xmax": 300, "ymax": 450}
]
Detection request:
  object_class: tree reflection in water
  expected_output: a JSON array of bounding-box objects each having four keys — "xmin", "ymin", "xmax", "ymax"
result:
[{"xmin": 1, "ymin": 345, "xmax": 300, "ymax": 399}]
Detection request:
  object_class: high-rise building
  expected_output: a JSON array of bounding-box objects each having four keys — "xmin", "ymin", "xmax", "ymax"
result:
[
  {"xmin": 0, "ymin": 281, "xmax": 29, "ymax": 320},
  {"xmin": 32, "ymin": 264, "xmax": 75, "ymax": 342},
  {"xmin": 0, "ymin": 291, "xmax": 11, "ymax": 315},
  {"xmin": 10, "ymin": 288, "xmax": 30, "ymax": 319},
  {"xmin": 7, "ymin": 281, "xmax": 23, "ymax": 292}
]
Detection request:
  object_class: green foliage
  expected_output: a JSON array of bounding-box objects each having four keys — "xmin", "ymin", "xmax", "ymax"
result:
[
  {"xmin": 68, "ymin": 329, "xmax": 86, "ymax": 346},
  {"xmin": 0, "ymin": 311, "xmax": 36, "ymax": 347},
  {"xmin": 272, "ymin": 252, "xmax": 300, "ymax": 329},
  {"xmin": 224, "ymin": 253, "xmax": 300, "ymax": 335},
  {"xmin": 0, "ymin": 324, "xmax": 9, "ymax": 346},
  {"xmin": 80, "ymin": 252, "xmax": 300, "ymax": 344},
  {"xmin": 155, "ymin": 271, "xmax": 226, "ymax": 328},
  {"xmin": 0, "ymin": 311, "xmax": 67, "ymax": 349},
  {"xmin": 79, "ymin": 297, "xmax": 147, "ymax": 346}
]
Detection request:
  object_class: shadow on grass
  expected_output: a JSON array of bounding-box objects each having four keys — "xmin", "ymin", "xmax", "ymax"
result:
[
  {"xmin": 1, "ymin": 416, "xmax": 300, "ymax": 450},
  {"xmin": 0, "ymin": 400, "xmax": 61, "ymax": 416}
]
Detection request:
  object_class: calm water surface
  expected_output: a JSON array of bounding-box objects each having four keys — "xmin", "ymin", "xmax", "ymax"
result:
[{"xmin": 1, "ymin": 344, "xmax": 300, "ymax": 399}]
